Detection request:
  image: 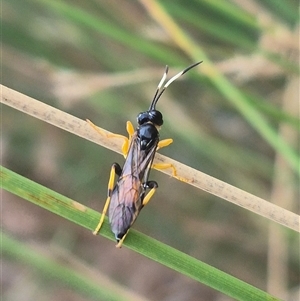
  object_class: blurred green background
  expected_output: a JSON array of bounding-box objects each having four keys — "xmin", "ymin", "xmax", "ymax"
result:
[{"xmin": 2, "ymin": 0, "xmax": 299, "ymax": 300}]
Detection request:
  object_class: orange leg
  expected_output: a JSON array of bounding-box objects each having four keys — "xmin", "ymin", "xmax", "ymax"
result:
[
  {"xmin": 93, "ymin": 163, "xmax": 121, "ymax": 235},
  {"xmin": 153, "ymin": 138, "xmax": 188, "ymax": 182},
  {"xmin": 86, "ymin": 119, "xmax": 135, "ymax": 158}
]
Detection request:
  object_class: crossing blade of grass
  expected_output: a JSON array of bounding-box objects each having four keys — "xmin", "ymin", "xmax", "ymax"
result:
[
  {"xmin": 1, "ymin": 232, "xmax": 149, "ymax": 301},
  {"xmin": 139, "ymin": 0, "xmax": 299, "ymax": 174},
  {"xmin": 1, "ymin": 166, "xmax": 282, "ymax": 301}
]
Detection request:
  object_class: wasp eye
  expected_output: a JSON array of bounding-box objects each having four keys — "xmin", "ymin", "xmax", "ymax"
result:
[
  {"xmin": 137, "ymin": 112, "xmax": 149, "ymax": 125},
  {"xmin": 148, "ymin": 110, "xmax": 163, "ymax": 126}
]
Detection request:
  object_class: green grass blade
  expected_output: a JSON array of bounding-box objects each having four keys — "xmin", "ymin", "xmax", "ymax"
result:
[
  {"xmin": 199, "ymin": 0, "xmax": 259, "ymax": 29},
  {"xmin": 166, "ymin": 2, "xmax": 258, "ymax": 50},
  {"xmin": 207, "ymin": 72, "xmax": 300, "ymax": 173},
  {"xmin": 141, "ymin": 1, "xmax": 299, "ymax": 174},
  {"xmin": 1, "ymin": 166, "xmax": 282, "ymax": 301},
  {"xmin": 32, "ymin": 0, "xmax": 184, "ymax": 65},
  {"xmin": 1, "ymin": 232, "xmax": 141, "ymax": 301}
]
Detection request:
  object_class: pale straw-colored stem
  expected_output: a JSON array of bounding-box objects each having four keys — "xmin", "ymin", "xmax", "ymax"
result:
[{"xmin": 1, "ymin": 84, "xmax": 299, "ymax": 232}]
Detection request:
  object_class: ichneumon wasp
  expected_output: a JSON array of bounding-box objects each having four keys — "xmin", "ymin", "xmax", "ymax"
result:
[{"xmin": 88, "ymin": 61, "xmax": 201, "ymax": 248}]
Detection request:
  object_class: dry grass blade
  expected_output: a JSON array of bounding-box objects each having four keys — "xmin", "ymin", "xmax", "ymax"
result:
[{"xmin": 1, "ymin": 84, "xmax": 299, "ymax": 232}]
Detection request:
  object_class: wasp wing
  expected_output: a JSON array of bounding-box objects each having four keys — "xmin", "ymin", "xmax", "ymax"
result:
[{"xmin": 108, "ymin": 130, "xmax": 159, "ymax": 240}]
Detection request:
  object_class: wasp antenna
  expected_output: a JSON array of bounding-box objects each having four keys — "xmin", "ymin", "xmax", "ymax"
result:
[
  {"xmin": 158, "ymin": 65, "xmax": 169, "ymax": 89},
  {"xmin": 151, "ymin": 61, "xmax": 202, "ymax": 109},
  {"xmin": 164, "ymin": 61, "xmax": 202, "ymax": 89},
  {"xmin": 150, "ymin": 65, "xmax": 169, "ymax": 110}
]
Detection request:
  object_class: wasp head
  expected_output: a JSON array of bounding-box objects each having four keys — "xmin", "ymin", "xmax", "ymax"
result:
[
  {"xmin": 137, "ymin": 110, "xmax": 163, "ymax": 127},
  {"xmin": 137, "ymin": 62, "xmax": 202, "ymax": 129}
]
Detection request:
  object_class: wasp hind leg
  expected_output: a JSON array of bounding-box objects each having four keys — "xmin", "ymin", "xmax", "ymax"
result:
[
  {"xmin": 116, "ymin": 235, "xmax": 127, "ymax": 248},
  {"xmin": 142, "ymin": 181, "xmax": 158, "ymax": 206},
  {"xmin": 93, "ymin": 163, "xmax": 122, "ymax": 235},
  {"xmin": 115, "ymin": 181, "xmax": 158, "ymax": 248},
  {"xmin": 86, "ymin": 119, "xmax": 135, "ymax": 158}
]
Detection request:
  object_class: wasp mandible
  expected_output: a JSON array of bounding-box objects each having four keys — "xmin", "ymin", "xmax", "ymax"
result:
[{"xmin": 88, "ymin": 62, "xmax": 201, "ymax": 248}]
